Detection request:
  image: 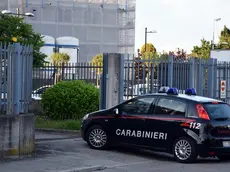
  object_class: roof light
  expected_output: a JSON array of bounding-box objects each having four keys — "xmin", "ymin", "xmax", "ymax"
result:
[
  {"xmin": 158, "ymin": 86, "xmax": 170, "ymax": 93},
  {"xmin": 166, "ymin": 88, "xmax": 178, "ymax": 95},
  {"xmin": 185, "ymin": 88, "xmax": 196, "ymax": 95}
]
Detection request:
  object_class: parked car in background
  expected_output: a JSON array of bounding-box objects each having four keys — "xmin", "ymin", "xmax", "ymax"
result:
[{"xmin": 32, "ymin": 85, "xmax": 53, "ymax": 100}]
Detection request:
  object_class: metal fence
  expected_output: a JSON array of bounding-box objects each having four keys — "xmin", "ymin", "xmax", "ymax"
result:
[
  {"xmin": 122, "ymin": 55, "xmax": 230, "ymax": 102},
  {"xmin": 0, "ymin": 43, "xmax": 33, "ymax": 115},
  {"xmin": 32, "ymin": 54, "xmax": 230, "ymax": 103},
  {"xmin": 32, "ymin": 63, "xmax": 102, "ymax": 91}
]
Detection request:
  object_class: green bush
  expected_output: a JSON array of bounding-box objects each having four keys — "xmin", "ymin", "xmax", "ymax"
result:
[{"xmin": 41, "ymin": 80, "xmax": 100, "ymax": 120}]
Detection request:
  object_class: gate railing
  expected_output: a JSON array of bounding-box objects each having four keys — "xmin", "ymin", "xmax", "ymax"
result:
[
  {"xmin": 0, "ymin": 43, "xmax": 33, "ymax": 115},
  {"xmin": 123, "ymin": 54, "xmax": 224, "ymax": 101}
]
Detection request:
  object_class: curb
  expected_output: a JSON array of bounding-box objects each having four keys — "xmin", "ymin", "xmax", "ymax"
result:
[
  {"xmin": 35, "ymin": 128, "xmax": 81, "ymax": 135},
  {"xmin": 57, "ymin": 165, "xmax": 106, "ymax": 172}
]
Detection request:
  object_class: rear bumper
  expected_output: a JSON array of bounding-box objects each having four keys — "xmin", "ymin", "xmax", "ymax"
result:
[
  {"xmin": 197, "ymin": 138, "xmax": 230, "ymax": 156},
  {"xmin": 208, "ymin": 147, "xmax": 230, "ymax": 155}
]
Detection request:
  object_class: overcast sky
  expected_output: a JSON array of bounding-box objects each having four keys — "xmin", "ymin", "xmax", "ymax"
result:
[{"xmin": 135, "ymin": 0, "xmax": 230, "ymax": 53}]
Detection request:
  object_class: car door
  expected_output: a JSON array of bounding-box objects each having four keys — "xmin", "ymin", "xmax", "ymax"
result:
[
  {"xmin": 144, "ymin": 96, "xmax": 187, "ymax": 150},
  {"xmin": 109, "ymin": 96, "xmax": 156, "ymax": 146}
]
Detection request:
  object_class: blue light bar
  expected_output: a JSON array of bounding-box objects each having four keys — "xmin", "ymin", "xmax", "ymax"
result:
[
  {"xmin": 166, "ymin": 88, "xmax": 178, "ymax": 95},
  {"xmin": 185, "ymin": 88, "xmax": 196, "ymax": 95}
]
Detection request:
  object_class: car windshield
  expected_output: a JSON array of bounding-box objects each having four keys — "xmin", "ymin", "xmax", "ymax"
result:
[{"xmin": 203, "ymin": 103, "xmax": 230, "ymax": 120}]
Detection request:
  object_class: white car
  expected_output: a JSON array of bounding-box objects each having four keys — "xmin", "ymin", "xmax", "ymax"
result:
[{"xmin": 32, "ymin": 85, "xmax": 53, "ymax": 100}]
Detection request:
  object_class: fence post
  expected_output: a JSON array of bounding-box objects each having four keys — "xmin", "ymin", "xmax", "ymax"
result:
[
  {"xmin": 100, "ymin": 53, "xmax": 108, "ymax": 110},
  {"xmin": 213, "ymin": 59, "xmax": 218, "ymax": 98},
  {"xmin": 207, "ymin": 58, "xmax": 215, "ymax": 98},
  {"xmin": 119, "ymin": 54, "xmax": 124, "ymax": 104},
  {"xmin": 197, "ymin": 59, "xmax": 203, "ymax": 96},
  {"xmin": 189, "ymin": 58, "xmax": 195, "ymax": 88},
  {"xmin": 167, "ymin": 55, "xmax": 173, "ymax": 87}
]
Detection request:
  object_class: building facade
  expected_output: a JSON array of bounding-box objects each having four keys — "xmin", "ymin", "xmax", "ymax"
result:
[{"xmin": 4, "ymin": 0, "xmax": 135, "ymax": 62}]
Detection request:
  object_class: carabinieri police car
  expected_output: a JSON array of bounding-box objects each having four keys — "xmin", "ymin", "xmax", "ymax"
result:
[{"xmin": 81, "ymin": 87, "xmax": 230, "ymax": 163}]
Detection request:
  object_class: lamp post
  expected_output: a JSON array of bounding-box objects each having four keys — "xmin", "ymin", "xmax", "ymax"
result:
[
  {"xmin": 212, "ymin": 18, "xmax": 221, "ymax": 50},
  {"xmin": 145, "ymin": 27, "xmax": 157, "ymax": 52}
]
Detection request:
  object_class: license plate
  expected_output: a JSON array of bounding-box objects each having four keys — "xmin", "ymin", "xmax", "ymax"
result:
[{"xmin": 223, "ymin": 141, "xmax": 230, "ymax": 147}]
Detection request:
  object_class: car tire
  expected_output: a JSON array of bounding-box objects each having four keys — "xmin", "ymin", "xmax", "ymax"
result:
[
  {"xmin": 86, "ymin": 125, "xmax": 108, "ymax": 150},
  {"xmin": 172, "ymin": 137, "xmax": 197, "ymax": 163},
  {"xmin": 217, "ymin": 155, "xmax": 230, "ymax": 161}
]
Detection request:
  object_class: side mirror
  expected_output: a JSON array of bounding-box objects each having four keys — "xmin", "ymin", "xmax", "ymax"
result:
[{"xmin": 113, "ymin": 108, "xmax": 119, "ymax": 115}]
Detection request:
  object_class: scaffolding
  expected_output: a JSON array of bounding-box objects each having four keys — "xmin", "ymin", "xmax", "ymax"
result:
[{"xmin": 6, "ymin": 0, "xmax": 135, "ymax": 61}]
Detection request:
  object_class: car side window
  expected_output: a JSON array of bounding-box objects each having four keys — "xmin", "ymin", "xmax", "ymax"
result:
[
  {"xmin": 120, "ymin": 97, "xmax": 155, "ymax": 115},
  {"xmin": 154, "ymin": 98, "xmax": 186, "ymax": 116}
]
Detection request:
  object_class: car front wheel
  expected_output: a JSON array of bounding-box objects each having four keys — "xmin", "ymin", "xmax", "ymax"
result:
[
  {"xmin": 86, "ymin": 125, "xmax": 108, "ymax": 150},
  {"xmin": 173, "ymin": 137, "xmax": 197, "ymax": 163}
]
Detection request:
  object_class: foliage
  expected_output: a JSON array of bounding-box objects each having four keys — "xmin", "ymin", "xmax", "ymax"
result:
[
  {"xmin": 41, "ymin": 80, "xmax": 100, "ymax": 120},
  {"xmin": 0, "ymin": 14, "xmax": 46, "ymax": 67},
  {"xmin": 91, "ymin": 54, "xmax": 103, "ymax": 75},
  {"xmin": 50, "ymin": 52, "xmax": 70, "ymax": 83},
  {"xmin": 140, "ymin": 43, "xmax": 157, "ymax": 55},
  {"xmin": 134, "ymin": 57, "xmax": 148, "ymax": 80},
  {"xmin": 191, "ymin": 39, "xmax": 211, "ymax": 59},
  {"xmin": 218, "ymin": 25, "xmax": 230, "ymax": 49},
  {"xmin": 169, "ymin": 48, "xmax": 187, "ymax": 60},
  {"xmin": 35, "ymin": 116, "xmax": 81, "ymax": 130},
  {"xmin": 50, "ymin": 52, "xmax": 70, "ymax": 64}
]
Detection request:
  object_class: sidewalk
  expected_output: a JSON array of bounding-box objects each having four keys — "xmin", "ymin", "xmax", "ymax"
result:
[{"xmin": 0, "ymin": 134, "xmax": 156, "ymax": 172}]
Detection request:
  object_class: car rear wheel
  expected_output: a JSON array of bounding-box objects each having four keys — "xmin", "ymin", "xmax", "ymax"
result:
[
  {"xmin": 173, "ymin": 137, "xmax": 197, "ymax": 163},
  {"xmin": 217, "ymin": 155, "xmax": 230, "ymax": 161},
  {"xmin": 86, "ymin": 125, "xmax": 108, "ymax": 150}
]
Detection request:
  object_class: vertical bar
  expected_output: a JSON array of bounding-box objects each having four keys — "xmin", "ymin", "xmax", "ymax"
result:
[
  {"xmin": 3, "ymin": 43, "xmax": 7, "ymax": 112},
  {"xmin": 224, "ymin": 62, "xmax": 227, "ymax": 102},
  {"xmin": 131, "ymin": 55, "xmax": 135, "ymax": 97},
  {"xmin": 100, "ymin": 53, "xmax": 108, "ymax": 110},
  {"xmin": 119, "ymin": 54, "xmax": 124, "ymax": 103},
  {"xmin": 0, "ymin": 42, "xmax": 2, "ymax": 113},
  {"xmin": 213, "ymin": 59, "xmax": 217, "ymax": 98},
  {"xmin": 207, "ymin": 58, "xmax": 215, "ymax": 98},
  {"xmin": 167, "ymin": 55, "xmax": 173, "ymax": 87},
  {"xmin": 197, "ymin": 59, "xmax": 203, "ymax": 96},
  {"xmin": 16, "ymin": 43, "xmax": 23, "ymax": 114},
  {"xmin": 6, "ymin": 44, "xmax": 13, "ymax": 115},
  {"xmin": 189, "ymin": 58, "xmax": 195, "ymax": 88}
]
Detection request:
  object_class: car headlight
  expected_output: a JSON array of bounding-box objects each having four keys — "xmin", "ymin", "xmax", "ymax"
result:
[{"xmin": 82, "ymin": 114, "xmax": 89, "ymax": 120}]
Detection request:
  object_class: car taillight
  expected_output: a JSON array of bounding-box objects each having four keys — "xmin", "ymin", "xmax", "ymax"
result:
[{"xmin": 196, "ymin": 104, "xmax": 210, "ymax": 120}]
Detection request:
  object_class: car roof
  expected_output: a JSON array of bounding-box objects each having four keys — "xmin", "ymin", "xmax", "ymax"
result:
[{"xmin": 141, "ymin": 93, "xmax": 223, "ymax": 103}]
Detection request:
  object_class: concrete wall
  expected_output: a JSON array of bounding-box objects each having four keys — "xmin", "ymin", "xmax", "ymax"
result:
[{"xmin": 0, "ymin": 114, "xmax": 35, "ymax": 159}]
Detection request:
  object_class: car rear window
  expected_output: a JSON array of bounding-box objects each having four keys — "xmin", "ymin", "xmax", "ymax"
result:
[{"xmin": 203, "ymin": 103, "xmax": 230, "ymax": 120}]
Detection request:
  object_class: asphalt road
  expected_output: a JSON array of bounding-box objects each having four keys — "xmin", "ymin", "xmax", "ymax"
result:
[{"xmin": 1, "ymin": 132, "xmax": 230, "ymax": 172}]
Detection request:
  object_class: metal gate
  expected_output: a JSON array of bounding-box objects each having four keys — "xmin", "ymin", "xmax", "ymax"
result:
[{"xmin": 100, "ymin": 53, "xmax": 230, "ymax": 108}]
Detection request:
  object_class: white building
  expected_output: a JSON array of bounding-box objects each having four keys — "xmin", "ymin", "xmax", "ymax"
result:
[{"xmin": 3, "ymin": 0, "xmax": 136, "ymax": 62}]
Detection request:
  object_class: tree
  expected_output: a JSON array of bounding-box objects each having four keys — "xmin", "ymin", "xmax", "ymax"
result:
[
  {"xmin": 219, "ymin": 25, "xmax": 230, "ymax": 49},
  {"xmin": 50, "ymin": 52, "xmax": 70, "ymax": 84},
  {"xmin": 140, "ymin": 43, "xmax": 157, "ymax": 61},
  {"xmin": 50, "ymin": 52, "xmax": 70, "ymax": 64},
  {"xmin": 0, "ymin": 14, "xmax": 46, "ymax": 67},
  {"xmin": 191, "ymin": 39, "xmax": 211, "ymax": 59},
  {"xmin": 91, "ymin": 54, "xmax": 103, "ymax": 75},
  {"xmin": 140, "ymin": 43, "xmax": 157, "ymax": 55},
  {"xmin": 91, "ymin": 54, "xmax": 103, "ymax": 87},
  {"xmin": 170, "ymin": 48, "xmax": 188, "ymax": 61}
]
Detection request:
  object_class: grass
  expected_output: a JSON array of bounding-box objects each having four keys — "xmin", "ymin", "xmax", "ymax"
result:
[{"xmin": 35, "ymin": 116, "xmax": 81, "ymax": 130}]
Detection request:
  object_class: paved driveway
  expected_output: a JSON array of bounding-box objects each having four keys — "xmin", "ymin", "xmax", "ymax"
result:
[{"xmin": 1, "ymin": 132, "xmax": 230, "ymax": 172}]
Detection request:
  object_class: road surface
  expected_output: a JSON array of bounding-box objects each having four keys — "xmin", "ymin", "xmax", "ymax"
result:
[{"xmin": 1, "ymin": 132, "xmax": 230, "ymax": 172}]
